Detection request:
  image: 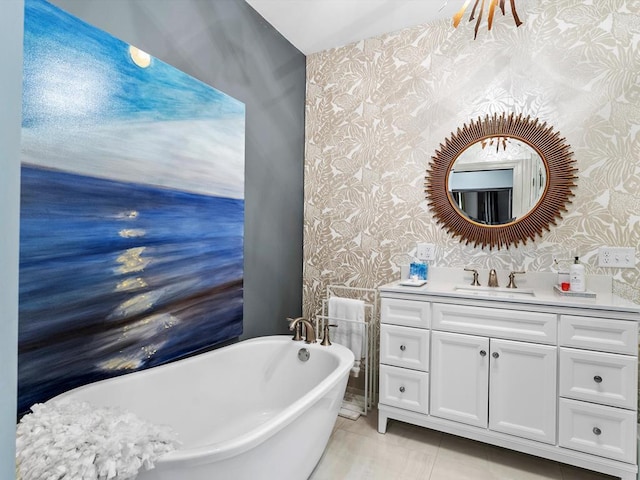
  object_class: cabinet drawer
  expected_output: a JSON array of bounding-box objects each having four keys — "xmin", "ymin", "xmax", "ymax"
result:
[
  {"xmin": 432, "ymin": 303, "xmax": 556, "ymax": 344},
  {"xmin": 559, "ymin": 315, "xmax": 638, "ymax": 355},
  {"xmin": 379, "ymin": 364, "xmax": 429, "ymax": 414},
  {"xmin": 560, "ymin": 348, "xmax": 637, "ymax": 409},
  {"xmin": 559, "ymin": 398, "xmax": 637, "ymax": 463},
  {"xmin": 380, "ymin": 324, "xmax": 429, "ymax": 371},
  {"xmin": 381, "ymin": 298, "xmax": 430, "ymax": 329}
]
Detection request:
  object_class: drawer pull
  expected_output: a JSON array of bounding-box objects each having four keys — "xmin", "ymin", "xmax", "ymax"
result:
[
  {"xmin": 399, "ymin": 386, "xmax": 405, "ymax": 393},
  {"xmin": 593, "ymin": 375, "xmax": 603, "ymax": 384},
  {"xmin": 479, "ymin": 350, "xmax": 487, "ymax": 357},
  {"xmin": 593, "ymin": 427, "xmax": 602, "ymax": 436},
  {"xmin": 400, "ymin": 345, "xmax": 406, "ymax": 351},
  {"xmin": 492, "ymin": 352, "xmax": 500, "ymax": 359}
]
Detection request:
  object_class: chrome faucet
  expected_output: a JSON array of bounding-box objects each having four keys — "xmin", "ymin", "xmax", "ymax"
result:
[
  {"xmin": 287, "ymin": 317, "xmax": 316, "ymax": 344},
  {"xmin": 488, "ymin": 269, "xmax": 499, "ymax": 287}
]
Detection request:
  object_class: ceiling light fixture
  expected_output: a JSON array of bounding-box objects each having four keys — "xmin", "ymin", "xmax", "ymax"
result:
[{"xmin": 452, "ymin": 0, "xmax": 523, "ymax": 39}]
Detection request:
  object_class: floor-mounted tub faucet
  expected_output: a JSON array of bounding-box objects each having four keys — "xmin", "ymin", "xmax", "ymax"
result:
[{"xmin": 287, "ymin": 317, "xmax": 316, "ymax": 344}]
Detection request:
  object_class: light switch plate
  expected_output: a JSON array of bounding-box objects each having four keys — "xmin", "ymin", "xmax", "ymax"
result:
[
  {"xmin": 598, "ymin": 247, "xmax": 635, "ymax": 268},
  {"xmin": 416, "ymin": 242, "xmax": 436, "ymax": 261}
]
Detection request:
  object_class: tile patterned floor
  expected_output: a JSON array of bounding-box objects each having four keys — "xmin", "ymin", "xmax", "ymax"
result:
[{"xmin": 310, "ymin": 409, "xmax": 618, "ymax": 480}]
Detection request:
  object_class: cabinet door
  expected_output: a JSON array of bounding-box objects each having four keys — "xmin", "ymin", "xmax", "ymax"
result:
[
  {"xmin": 489, "ymin": 339, "xmax": 557, "ymax": 444},
  {"xmin": 430, "ymin": 331, "xmax": 489, "ymax": 428}
]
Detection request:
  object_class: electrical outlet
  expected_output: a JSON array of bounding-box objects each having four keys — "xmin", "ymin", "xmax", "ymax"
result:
[
  {"xmin": 416, "ymin": 242, "xmax": 436, "ymax": 261},
  {"xmin": 598, "ymin": 247, "xmax": 635, "ymax": 268}
]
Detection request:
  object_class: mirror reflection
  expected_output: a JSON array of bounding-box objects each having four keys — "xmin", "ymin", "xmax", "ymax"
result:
[{"xmin": 447, "ymin": 137, "xmax": 546, "ymax": 226}]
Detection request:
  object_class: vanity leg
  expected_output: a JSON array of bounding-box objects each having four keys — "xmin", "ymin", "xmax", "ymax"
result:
[
  {"xmin": 636, "ymin": 425, "xmax": 640, "ymax": 480},
  {"xmin": 378, "ymin": 411, "xmax": 388, "ymax": 434}
]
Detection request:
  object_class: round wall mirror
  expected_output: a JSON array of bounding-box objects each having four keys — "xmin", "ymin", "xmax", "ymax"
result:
[
  {"xmin": 449, "ymin": 138, "xmax": 546, "ymax": 226},
  {"xmin": 425, "ymin": 113, "xmax": 577, "ymax": 249}
]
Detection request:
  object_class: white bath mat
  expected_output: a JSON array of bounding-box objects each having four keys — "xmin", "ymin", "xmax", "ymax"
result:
[
  {"xmin": 338, "ymin": 407, "xmax": 361, "ymax": 420},
  {"xmin": 338, "ymin": 398, "xmax": 366, "ymax": 420}
]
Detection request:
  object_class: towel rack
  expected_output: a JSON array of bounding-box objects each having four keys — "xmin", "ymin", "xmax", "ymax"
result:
[{"xmin": 316, "ymin": 285, "xmax": 378, "ymax": 419}]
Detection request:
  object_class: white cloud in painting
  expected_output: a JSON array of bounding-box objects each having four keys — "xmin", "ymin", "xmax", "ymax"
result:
[{"xmin": 21, "ymin": 115, "xmax": 245, "ymax": 199}]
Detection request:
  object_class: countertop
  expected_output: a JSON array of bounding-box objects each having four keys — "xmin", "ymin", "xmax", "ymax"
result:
[{"xmin": 380, "ymin": 267, "xmax": 640, "ymax": 315}]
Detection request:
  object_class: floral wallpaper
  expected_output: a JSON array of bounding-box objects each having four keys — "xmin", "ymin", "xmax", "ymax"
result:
[{"xmin": 303, "ymin": 0, "xmax": 640, "ymax": 319}]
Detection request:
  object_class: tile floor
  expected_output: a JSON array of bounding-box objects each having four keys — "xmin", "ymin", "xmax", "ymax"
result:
[{"xmin": 310, "ymin": 409, "xmax": 618, "ymax": 480}]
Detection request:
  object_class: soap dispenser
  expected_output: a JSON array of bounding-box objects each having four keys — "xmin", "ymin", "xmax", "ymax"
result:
[{"xmin": 569, "ymin": 256, "xmax": 586, "ymax": 292}]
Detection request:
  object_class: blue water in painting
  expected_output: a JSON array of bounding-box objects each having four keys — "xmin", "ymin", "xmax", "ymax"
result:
[{"xmin": 18, "ymin": 165, "xmax": 244, "ymax": 414}]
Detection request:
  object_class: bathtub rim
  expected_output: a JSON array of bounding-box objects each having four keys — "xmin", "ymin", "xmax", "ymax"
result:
[{"xmin": 53, "ymin": 335, "xmax": 354, "ymax": 468}]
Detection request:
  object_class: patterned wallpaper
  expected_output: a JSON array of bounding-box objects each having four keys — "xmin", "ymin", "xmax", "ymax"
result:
[{"xmin": 303, "ymin": 0, "xmax": 640, "ymax": 318}]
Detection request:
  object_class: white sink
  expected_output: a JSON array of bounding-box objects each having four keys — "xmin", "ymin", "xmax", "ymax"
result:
[{"xmin": 453, "ymin": 285, "xmax": 536, "ymax": 298}]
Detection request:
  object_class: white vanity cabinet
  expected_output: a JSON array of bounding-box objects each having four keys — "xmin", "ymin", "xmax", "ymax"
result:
[{"xmin": 378, "ymin": 284, "xmax": 640, "ymax": 480}]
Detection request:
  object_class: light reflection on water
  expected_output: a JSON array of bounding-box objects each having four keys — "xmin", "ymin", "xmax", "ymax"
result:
[
  {"xmin": 103, "ymin": 208, "xmax": 177, "ymax": 371},
  {"xmin": 114, "ymin": 246, "xmax": 151, "ymax": 274},
  {"xmin": 116, "ymin": 277, "xmax": 148, "ymax": 292},
  {"xmin": 18, "ymin": 165, "xmax": 244, "ymax": 414}
]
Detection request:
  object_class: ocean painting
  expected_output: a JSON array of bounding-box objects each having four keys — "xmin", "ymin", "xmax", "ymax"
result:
[{"xmin": 18, "ymin": 0, "xmax": 245, "ymax": 414}]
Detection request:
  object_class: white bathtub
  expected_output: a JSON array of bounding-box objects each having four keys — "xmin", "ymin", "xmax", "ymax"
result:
[{"xmin": 54, "ymin": 335, "xmax": 354, "ymax": 480}]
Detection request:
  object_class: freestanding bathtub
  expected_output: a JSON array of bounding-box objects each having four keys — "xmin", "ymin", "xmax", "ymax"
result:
[{"xmin": 52, "ymin": 335, "xmax": 354, "ymax": 480}]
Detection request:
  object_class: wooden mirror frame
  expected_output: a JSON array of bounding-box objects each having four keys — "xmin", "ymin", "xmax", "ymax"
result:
[{"xmin": 425, "ymin": 113, "xmax": 577, "ymax": 250}]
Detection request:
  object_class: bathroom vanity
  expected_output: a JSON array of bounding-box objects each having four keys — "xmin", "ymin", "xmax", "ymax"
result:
[{"xmin": 378, "ymin": 268, "xmax": 640, "ymax": 480}]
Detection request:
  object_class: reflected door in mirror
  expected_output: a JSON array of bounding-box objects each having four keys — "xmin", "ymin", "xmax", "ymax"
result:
[
  {"xmin": 449, "ymin": 168, "xmax": 514, "ymax": 225},
  {"xmin": 448, "ymin": 139, "xmax": 546, "ymax": 226}
]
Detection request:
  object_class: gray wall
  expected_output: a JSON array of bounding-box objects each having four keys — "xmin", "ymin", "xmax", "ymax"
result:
[
  {"xmin": 0, "ymin": 1, "xmax": 23, "ymax": 475},
  {"xmin": 48, "ymin": 0, "xmax": 307, "ymax": 340}
]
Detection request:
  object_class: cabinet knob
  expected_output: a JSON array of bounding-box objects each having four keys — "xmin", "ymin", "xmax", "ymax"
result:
[
  {"xmin": 400, "ymin": 345, "xmax": 406, "ymax": 351},
  {"xmin": 593, "ymin": 427, "xmax": 602, "ymax": 436},
  {"xmin": 479, "ymin": 350, "xmax": 487, "ymax": 357},
  {"xmin": 492, "ymin": 352, "xmax": 500, "ymax": 359},
  {"xmin": 399, "ymin": 386, "xmax": 405, "ymax": 393},
  {"xmin": 593, "ymin": 375, "xmax": 603, "ymax": 384}
]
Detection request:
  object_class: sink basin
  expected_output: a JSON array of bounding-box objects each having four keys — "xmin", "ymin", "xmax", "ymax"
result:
[{"xmin": 453, "ymin": 285, "xmax": 536, "ymax": 298}]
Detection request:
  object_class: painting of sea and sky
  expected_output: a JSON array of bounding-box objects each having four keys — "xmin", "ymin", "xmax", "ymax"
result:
[{"xmin": 18, "ymin": 0, "xmax": 245, "ymax": 414}]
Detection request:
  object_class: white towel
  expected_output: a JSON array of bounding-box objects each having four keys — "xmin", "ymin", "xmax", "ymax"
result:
[{"xmin": 328, "ymin": 297, "xmax": 365, "ymax": 377}]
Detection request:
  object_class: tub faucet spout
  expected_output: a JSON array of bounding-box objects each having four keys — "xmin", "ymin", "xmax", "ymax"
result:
[{"xmin": 287, "ymin": 317, "xmax": 316, "ymax": 344}]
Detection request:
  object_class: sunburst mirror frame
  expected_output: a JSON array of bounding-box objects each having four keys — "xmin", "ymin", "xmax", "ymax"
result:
[{"xmin": 425, "ymin": 112, "xmax": 577, "ymax": 250}]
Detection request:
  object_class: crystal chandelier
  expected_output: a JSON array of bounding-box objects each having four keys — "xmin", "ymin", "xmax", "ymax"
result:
[{"xmin": 452, "ymin": 0, "xmax": 523, "ymax": 39}]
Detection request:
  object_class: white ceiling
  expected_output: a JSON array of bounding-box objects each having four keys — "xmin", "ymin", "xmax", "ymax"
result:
[{"xmin": 244, "ymin": 0, "xmax": 461, "ymax": 54}]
